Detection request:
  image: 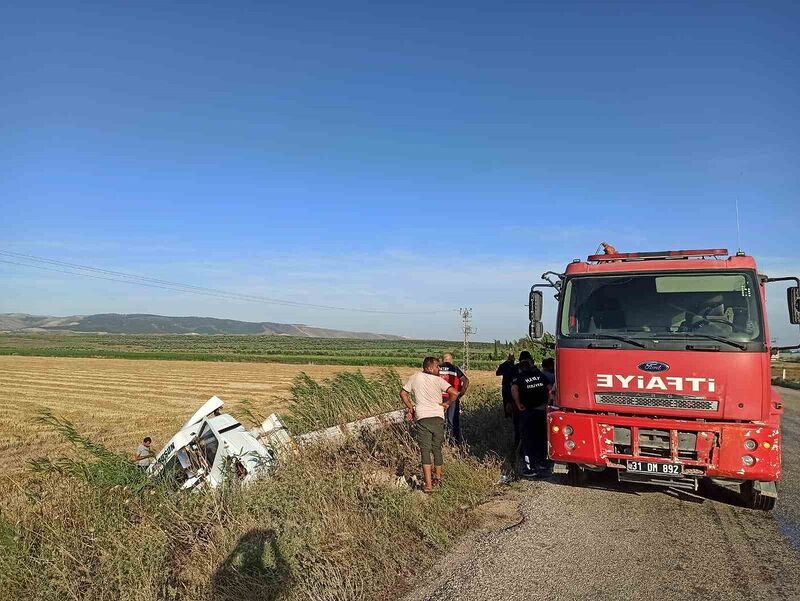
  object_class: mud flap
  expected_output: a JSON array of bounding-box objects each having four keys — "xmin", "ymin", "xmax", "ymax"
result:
[{"xmin": 753, "ymin": 480, "xmax": 778, "ymax": 499}]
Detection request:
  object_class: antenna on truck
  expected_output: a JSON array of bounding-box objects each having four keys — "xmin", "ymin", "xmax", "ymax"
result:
[
  {"xmin": 735, "ymin": 197, "xmax": 742, "ymax": 254},
  {"xmin": 735, "ymin": 170, "xmax": 744, "ymax": 255}
]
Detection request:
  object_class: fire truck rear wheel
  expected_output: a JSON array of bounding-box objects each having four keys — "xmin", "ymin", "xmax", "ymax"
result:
[
  {"xmin": 741, "ymin": 481, "xmax": 777, "ymax": 511},
  {"xmin": 565, "ymin": 464, "xmax": 587, "ymax": 486}
]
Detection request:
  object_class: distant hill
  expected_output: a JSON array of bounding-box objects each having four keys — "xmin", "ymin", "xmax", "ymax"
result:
[{"xmin": 0, "ymin": 313, "xmax": 404, "ymax": 340}]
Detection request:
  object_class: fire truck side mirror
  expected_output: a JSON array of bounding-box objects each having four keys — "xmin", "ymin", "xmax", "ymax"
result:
[
  {"xmin": 529, "ymin": 289, "xmax": 544, "ymax": 340},
  {"xmin": 788, "ymin": 286, "xmax": 800, "ymax": 324},
  {"xmin": 529, "ymin": 289, "xmax": 543, "ymax": 322}
]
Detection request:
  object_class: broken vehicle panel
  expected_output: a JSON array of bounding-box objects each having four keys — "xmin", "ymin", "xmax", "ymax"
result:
[{"xmin": 149, "ymin": 396, "xmax": 405, "ymax": 490}]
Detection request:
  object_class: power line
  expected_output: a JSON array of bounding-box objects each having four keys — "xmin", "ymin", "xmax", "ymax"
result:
[{"xmin": 0, "ymin": 250, "xmax": 458, "ymax": 316}]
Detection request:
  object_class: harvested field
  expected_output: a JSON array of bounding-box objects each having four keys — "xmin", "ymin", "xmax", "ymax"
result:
[
  {"xmin": 773, "ymin": 359, "xmax": 800, "ymax": 382},
  {"xmin": 0, "ymin": 355, "xmax": 498, "ymax": 476}
]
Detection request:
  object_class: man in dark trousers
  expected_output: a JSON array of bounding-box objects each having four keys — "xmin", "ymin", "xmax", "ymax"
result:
[
  {"xmin": 439, "ymin": 353, "xmax": 469, "ymax": 444},
  {"xmin": 496, "ymin": 352, "xmax": 516, "ymax": 416},
  {"xmin": 511, "ymin": 356, "xmax": 551, "ymax": 477},
  {"xmin": 499, "ymin": 350, "xmax": 533, "ymax": 447},
  {"xmin": 400, "ymin": 357, "xmax": 459, "ymax": 493}
]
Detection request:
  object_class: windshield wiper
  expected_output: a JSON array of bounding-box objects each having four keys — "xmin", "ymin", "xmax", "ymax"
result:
[
  {"xmin": 666, "ymin": 333, "xmax": 747, "ymax": 351},
  {"xmin": 572, "ymin": 334, "xmax": 647, "ymax": 348}
]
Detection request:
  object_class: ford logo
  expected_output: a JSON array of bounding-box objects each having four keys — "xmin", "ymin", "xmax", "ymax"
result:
[{"xmin": 638, "ymin": 361, "xmax": 669, "ymax": 372}]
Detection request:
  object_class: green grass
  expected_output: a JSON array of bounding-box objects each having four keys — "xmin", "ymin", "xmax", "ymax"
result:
[
  {"xmin": 0, "ymin": 371, "xmax": 511, "ymax": 601},
  {"xmin": 0, "ymin": 333, "xmax": 552, "ymax": 369}
]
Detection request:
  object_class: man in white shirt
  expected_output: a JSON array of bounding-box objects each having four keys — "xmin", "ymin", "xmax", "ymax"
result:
[
  {"xmin": 400, "ymin": 356, "xmax": 459, "ymax": 493},
  {"xmin": 134, "ymin": 437, "xmax": 156, "ymax": 468}
]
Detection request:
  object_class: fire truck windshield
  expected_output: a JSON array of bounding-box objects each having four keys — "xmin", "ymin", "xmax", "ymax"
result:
[{"xmin": 559, "ymin": 272, "xmax": 763, "ymax": 344}]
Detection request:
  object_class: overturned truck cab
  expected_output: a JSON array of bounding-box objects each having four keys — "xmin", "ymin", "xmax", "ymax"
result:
[{"xmin": 148, "ymin": 396, "xmax": 279, "ymax": 489}]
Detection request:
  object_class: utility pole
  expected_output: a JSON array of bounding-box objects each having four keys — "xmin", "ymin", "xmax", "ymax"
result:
[{"xmin": 459, "ymin": 307, "xmax": 476, "ymax": 370}]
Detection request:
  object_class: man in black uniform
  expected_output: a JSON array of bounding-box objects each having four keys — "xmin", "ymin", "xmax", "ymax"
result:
[{"xmin": 511, "ymin": 357, "xmax": 551, "ymax": 477}]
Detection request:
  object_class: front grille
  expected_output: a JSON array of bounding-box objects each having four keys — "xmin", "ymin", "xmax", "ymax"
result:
[
  {"xmin": 595, "ymin": 392, "xmax": 718, "ymax": 411},
  {"xmin": 611, "ymin": 427, "xmax": 700, "ymax": 460}
]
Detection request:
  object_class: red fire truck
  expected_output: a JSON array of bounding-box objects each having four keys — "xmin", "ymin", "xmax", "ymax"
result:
[{"xmin": 529, "ymin": 247, "xmax": 800, "ymax": 510}]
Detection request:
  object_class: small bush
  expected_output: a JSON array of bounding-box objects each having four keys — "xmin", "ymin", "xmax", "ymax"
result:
[
  {"xmin": 285, "ymin": 368, "xmax": 402, "ymax": 433},
  {"xmin": 773, "ymin": 377, "xmax": 800, "ymax": 390}
]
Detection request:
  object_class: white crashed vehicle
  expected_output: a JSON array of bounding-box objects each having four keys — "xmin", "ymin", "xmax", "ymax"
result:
[
  {"xmin": 148, "ymin": 396, "xmax": 405, "ymax": 490},
  {"xmin": 147, "ymin": 396, "xmax": 282, "ymax": 489}
]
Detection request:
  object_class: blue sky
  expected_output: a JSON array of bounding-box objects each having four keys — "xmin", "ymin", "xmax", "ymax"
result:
[{"xmin": 2, "ymin": 1, "xmax": 799, "ymax": 342}]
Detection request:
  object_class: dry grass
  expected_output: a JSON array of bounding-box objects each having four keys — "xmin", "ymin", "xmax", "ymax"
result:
[
  {"xmin": 0, "ymin": 356, "xmax": 498, "ymax": 475},
  {"xmin": 772, "ymin": 359, "xmax": 800, "ymax": 382},
  {"xmin": 0, "ymin": 368, "xmax": 506, "ymax": 601}
]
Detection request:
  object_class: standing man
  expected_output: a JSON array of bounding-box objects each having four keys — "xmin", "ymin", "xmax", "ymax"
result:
[
  {"xmin": 400, "ymin": 357, "xmax": 459, "ymax": 493},
  {"xmin": 439, "ymin": 352, "xmax": 469, "ymax": 444},
  {"xmin": 505, "ymin": 350, "xmax": 534, "ymax": 448},
  {"xmin": 541, "ymin": 357, "xmax": 555, "ymax": 386},
  {"xmin": 134, "ymin": 436, "xmax": 156, "ymax": 469},
  {"xmin": 496, "ymin": 352, "xmax": 517, "ymax": 418},
  {"xmin": 511, "ymin": 357, "xmax": 551, "ymax": 477},
  {"xmin": 541, "ymin": 356, "xmax": 557, "ymax": 404}
]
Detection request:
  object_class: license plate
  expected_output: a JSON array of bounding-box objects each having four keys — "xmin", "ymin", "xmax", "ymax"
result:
[{"xmin": 626, "ymin": 460, "xmax": 683, "ymax": 476}]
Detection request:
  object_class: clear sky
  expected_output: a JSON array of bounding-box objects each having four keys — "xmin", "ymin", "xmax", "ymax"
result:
[{"xmin": 2, "ymin": 1, "xmax": 799, "ymax": 343}]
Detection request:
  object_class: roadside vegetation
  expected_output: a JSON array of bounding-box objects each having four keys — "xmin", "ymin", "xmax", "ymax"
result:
[
  {"xmin": 0, "ymin": 370, "xmax": 510, "ymax": 601},
  {"xmin": 0, "ymin": 333, "xmax": 552, "ymax": 370},
  {"xmin": 773, "ymin": 358, "xmax": 800, "ymax": 389},
  {"xmin": 773, "ymin": 378, "xmax": 800, "ymax": 390}
]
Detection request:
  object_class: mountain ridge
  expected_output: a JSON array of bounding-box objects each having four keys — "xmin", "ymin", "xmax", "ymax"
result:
[{"xmin": 0, "ymin": 313, "xmax": 405, "ymax": 340}]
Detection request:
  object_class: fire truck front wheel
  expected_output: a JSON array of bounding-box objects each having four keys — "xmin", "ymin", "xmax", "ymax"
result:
[{"xmin": 741, "ymin": 480, "xmax": 777, "ymax": 511}]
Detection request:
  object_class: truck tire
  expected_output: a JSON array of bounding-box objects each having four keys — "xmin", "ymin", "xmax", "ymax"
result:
[
  {"xmin": 741, "ymin": 481, "xmax": 777, "ymax": 511},
  {"xmin": 566, "ymin": 464, "xmax": 587, "ymax": 487}
]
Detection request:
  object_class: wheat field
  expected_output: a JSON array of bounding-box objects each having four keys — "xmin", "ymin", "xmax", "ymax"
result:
[{"xmin": 0, "ymin": 355, "xmax": 498, "ymax": 475}]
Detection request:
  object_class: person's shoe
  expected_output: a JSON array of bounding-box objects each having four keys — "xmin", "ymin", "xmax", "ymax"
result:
[{"xmin": 520, "ymin": 468, "xmax": 537, "ymax": 479}]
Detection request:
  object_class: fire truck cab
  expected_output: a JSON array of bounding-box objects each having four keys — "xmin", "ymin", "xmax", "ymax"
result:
[{"xmin": 529, "ymin": 247, "xmax": 800, "ymax": 510}]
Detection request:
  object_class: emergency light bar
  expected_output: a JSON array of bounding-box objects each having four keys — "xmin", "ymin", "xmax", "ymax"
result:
[{"xmin": 588, "ymin": 249, "xmax": 729, "ymax": 263}]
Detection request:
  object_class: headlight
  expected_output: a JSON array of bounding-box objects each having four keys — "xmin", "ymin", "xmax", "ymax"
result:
[
  {"xmin": 564, "ymin": 426, "xmax": 574, "ymax": 436},
  {"xmin": 744, "ymin": 439, "xmax": 757, "ymax": 451},
  {"xmin": 742, "ymin": 455, "xmax": 756, "ymax": 467},
  {"xmin": 565, "ymin": 440, "xmax": 576, "ymax": 450}
]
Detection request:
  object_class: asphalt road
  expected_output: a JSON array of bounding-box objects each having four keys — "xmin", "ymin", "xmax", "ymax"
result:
[{"xmin": 405, "ymin": 387, "xmax": 800, "ymax": 601}]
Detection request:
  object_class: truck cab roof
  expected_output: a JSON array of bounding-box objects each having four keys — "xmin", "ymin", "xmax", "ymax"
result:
[{"xmin": 566, "ymin": 250, "xmax": 757, "ymax": 276}]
